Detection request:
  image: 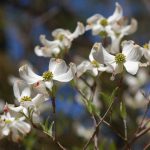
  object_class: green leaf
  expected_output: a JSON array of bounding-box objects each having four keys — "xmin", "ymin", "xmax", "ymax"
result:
[
  {"xmin": 86, "ymin": 100, "xmax": 100, "ymax": 116},
  {"xmin": 48, "ymin": 121, "xmax": 54, "ymax": 137},
  {"xmin": 41, "ymin": 117, "xmax": 54, "ymax": 137},
  {"xmin": 101, "ymin": 87, "xmax": 118, "ymax": 104},
  {"xmin": 109, "ymin": 140, "xmax": 116, "ymax": 150},
  {"xmin": 110, "ymin": 87, "xmax": 118, "ymax": 103},
  {"xmin": 120, "ymin": 101, "xmax": 127, "ymax": 119},
  {"xmin": 100, "ymin": 92, "xmax": 110, "ymax": 104}
]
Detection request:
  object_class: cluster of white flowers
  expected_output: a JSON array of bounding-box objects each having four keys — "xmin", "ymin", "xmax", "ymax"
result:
[{"xmin": 0, "ymin": 2, "xmax": 149, "ymax": 142}]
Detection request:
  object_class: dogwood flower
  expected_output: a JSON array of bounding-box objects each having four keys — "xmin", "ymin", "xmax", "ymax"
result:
[
  {"xmin": 92, "ymin": 41, "xmax": 143, "ymax": 75},
  {"xmin": 77, "ymin": 43, "xmax": 109, "ymax": 77},
  {"xmin": 108, "ymin": 18, "xmax": 137, "ymax": 54},
  {"xmin": 13, "ymin": 80, "xmax": 45, "ymax": 109},
  {"xmin": 86, "ymin": 2, "xmax": 137, "ymax": 54},
  {"xmin": 35, "ymin": 22, "xmax": 85, "ymax": 57},
  {"xmin": 86, "ymin": 2, "xmax": 122, "ymax": 36},
  {"xmin": 0, "ymin": 104, "xmax": 31, "ymax": 142},
  {"xmin": 19, "ymin": 58, "xmax": 76, "ymax": 90}
]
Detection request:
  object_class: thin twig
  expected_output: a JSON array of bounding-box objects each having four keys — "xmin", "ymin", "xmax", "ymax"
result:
[
  {"xmin": 101, "ymin": 118, "xmax": 126, "ymax": 141},
  {"xmin": 31, "ymin": 117, "xmax": 67, "ymax": 150},
  {"xmin": 123, "ymin": 119, "xmax": 128, "ymax": 141},
  {"xmin": 124, "ymin": 95, "xmax": 150, "ymax": 149},
  {"xmin": 83, "ymin": 97, "xmax": 116, "ymax": 150},
  {"xmin": 124, "ymin": 127, "xmax": 150, "ymax": 149},
  {"xmin": 92, "ymin": 115, "xmax": 99, "ymax": 150},
  {"xmin": 144, "ymin": 141, "xmax": 150, "ymax": 150},
  {"xmin": 55, "ymin": 140, "xmax": 67, "ymax": 150},
  {"xmin": 138, "ymin": 98, "xmax": 150, "ymax": 132},
  {"xmin": 51, "ymin": 96, "xmax": 57, "ymax": 141}
]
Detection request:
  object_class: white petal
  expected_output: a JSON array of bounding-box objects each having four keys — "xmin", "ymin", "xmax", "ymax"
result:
[
  {"xmin": 20, "ymin": 101, "xmax": 34, "ymax": 108},
  {"xmin": 13, "ymin": 81, "xmax": 21, "ymax": 99},
  {"xmin": 97, "ymin": 65, "xmax": 109, "ymax": 72},
  {"xmin": 109, "ymin": 37, "xmax": 121, "ymax": 54},
  {"xmin": 2, "ymin": 127, "xmax": 10, "ymax": 136},
  {"xmin": 32, "ymin": 81, "xmax": 48, "ymax": 98},
  {"xmin": 21, "ymin": 87, "xmax": 31, "ymax": 97},
  {"xmin": 77, "ymin": 61, "xmax": 93, "ymax": 77},
  {"xmin": 108, "ymin": 2, "xmax": 123, "ymax": 23},
  {"xmin": 32, "ymin": 94, "xmax": 45, "ymax": 106},
  {"xmin": 34, "ymin": 46, "xmax": 52, "ymax": 57},
  {"xmin": 124, "ymin": 61, "xmax": 139, "ymax": 75},
  {"xmin": 49, "ymin": 58, "xmax": 68, "ymax": 76},
  {"xmin": 92, "ymin": 43, "xmax": 115, "ymax": 64},
  {"xmin": 53, "ymin": 63, "xmax": 76, "ymax": 82},
  {"xmin": 91, "ymin": 24, "xmax": 102, "ymax": 35},
  {"xmin": 69, "ymin": 22, "xmax": 85, "ymax": 40},
  {"xmin": 122, "ymin": 41, "xmax": 143, "ymax": 61},
  {"xmin": 19, "ymin": 65, "xmax": 42, "ymax": 84},
  {"xmin": 8, "ymin": 105, "xmax": 24, "ymax": 113},
  {"xmin": 111, "ymin": 63, "xmax": 124, "ymax": 74},
  {"xmin": 121, "ymin": 18, "xmax": 138, "ymax": 35},
  {"xmin": 35, "ymin": 46, "xmax": 61, "ymax": 57},
  {"xmin": 61, "ymin": 37, "xmax": 71, "ymax": 48},
  {"xmin": 87, "ymin": 14, "xmax": 103, "ymax": 24},
  {"xmin": 89, "ymin": 43, "xmax": 100, "ymax": 62},
  {"xmin": 92, "ymin": 68, "xmax": 98, "ymax": 76},
  {"xmin": 45, "ymin": 81, "xmax": 53, "ymax": 90},
  {"xmin": 40, "ymin": 35, "xmax": 60, "ymax": 47},
  {"xmin": 52, "ymin": 29, "xmax": 71, "ymax": 38},
  {"xmin": 15, "ymin": 121, "xmax": 31, "ymax": 134}
]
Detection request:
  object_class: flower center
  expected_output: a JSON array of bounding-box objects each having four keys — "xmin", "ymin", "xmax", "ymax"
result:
[
  {"xmin": 21, "ymin": 96, "xmax": 32, "ymax": 102},
  {"xmin": 91, "ymin": 60, "xmax": 99, "ymax": 68},
  {"xmin": 42, "ymin": 71, "xmax": 53, "ymax": 81},
  {"xmin": 100, "ymin": 19, "xmax": 108, "ymax": 26},
  {"xmin": 57, "ymin": 34, "xmax": 64, "ymax": 41},
  {"xmin": 115, "ymin": 32, "xmax": 121, "ymax": 37},
  {"xmin": 115, "ymin": 53, "xmax": 126, "ymax": 64},
  {"xmin": 99, "ymin": 31, "xmax": 107, "ymax": 37},
  {"xmin": 143, "ymin": 43, "xmax": 149, "ymax": 49},
  {"xmin": 5, "ymin": 119, "xmax": 12, "ymax": 124}
]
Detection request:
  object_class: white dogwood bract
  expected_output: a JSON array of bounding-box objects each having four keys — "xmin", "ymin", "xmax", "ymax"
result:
[
  {"xmin": 108, "ymin": 18, "xmax": 137, "ymax": 54},
  {"xmin": 86, "ymin": 3, "xmax": 122, "ymax": 35},
  {"xmin": 92, "ymin": 41, "xmax": 143, "ymax": 75},
  {"xmin": 13, "ymin": 80, "xmax": 45, "ymax": 109},
  {"xmin": 0, "ymin": 105, "xmax": 31, "ymax": 142},
  {"xmin": 86, "ymin": 2, "xmax": 137, "ymax": 54},
  {"xmin": 77, "ymin": 43, "xmax": 109, "ymax": 77},
  {"xmin": 19, "ymin": 58, "xmax": 76, "ymax": 90},
  {"xmin": 35, "ymin": 22, "xmax": 85, "ymax": 57}
]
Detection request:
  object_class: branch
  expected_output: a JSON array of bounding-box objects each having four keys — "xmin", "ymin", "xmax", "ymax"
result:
[
  {"xmin": 83, "ymin": 97, "xmax": 116, "ymax": 150},
  {"xmin": 101, "ymin": 118, "xmax": 126, "ymax": 141},
  {"xmin": 144, "ymin": 141, "xmax": 150, "ymax": 150}
]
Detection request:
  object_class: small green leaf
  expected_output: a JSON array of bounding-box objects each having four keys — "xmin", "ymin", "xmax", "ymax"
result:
[
  {"xmin": 101, "ymin": 87, "xmax": 118, "ymax": 104},
  {"xmin": 86, "ymin": 100, "xmax": 100, "ymax": 115},
  {"xmin": 41, "ymin": 117, "xmax": 54, "ymax": 137},
  {"xmin": 120, "ymin": 101, "xmax": 127, "ymax": 119},
  {"xmin": 110, "ymin": 87, "xmax": 118, "ymax": 103},
  {"xmin": 48, "ymin": 121, "xmax": 54, "ymax": 137},
  {"xmin": 101, "ymin": 92, "xmax": 110, "ymax": 102},
  {"xmin": 109, "ymin": 140, "xmax": 116, "ymax": 150}
]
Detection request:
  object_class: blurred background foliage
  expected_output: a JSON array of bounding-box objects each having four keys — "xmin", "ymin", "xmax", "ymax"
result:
[{"xmin": 0, "ymin": 0, "xmax": 150, "ymax": 149}]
